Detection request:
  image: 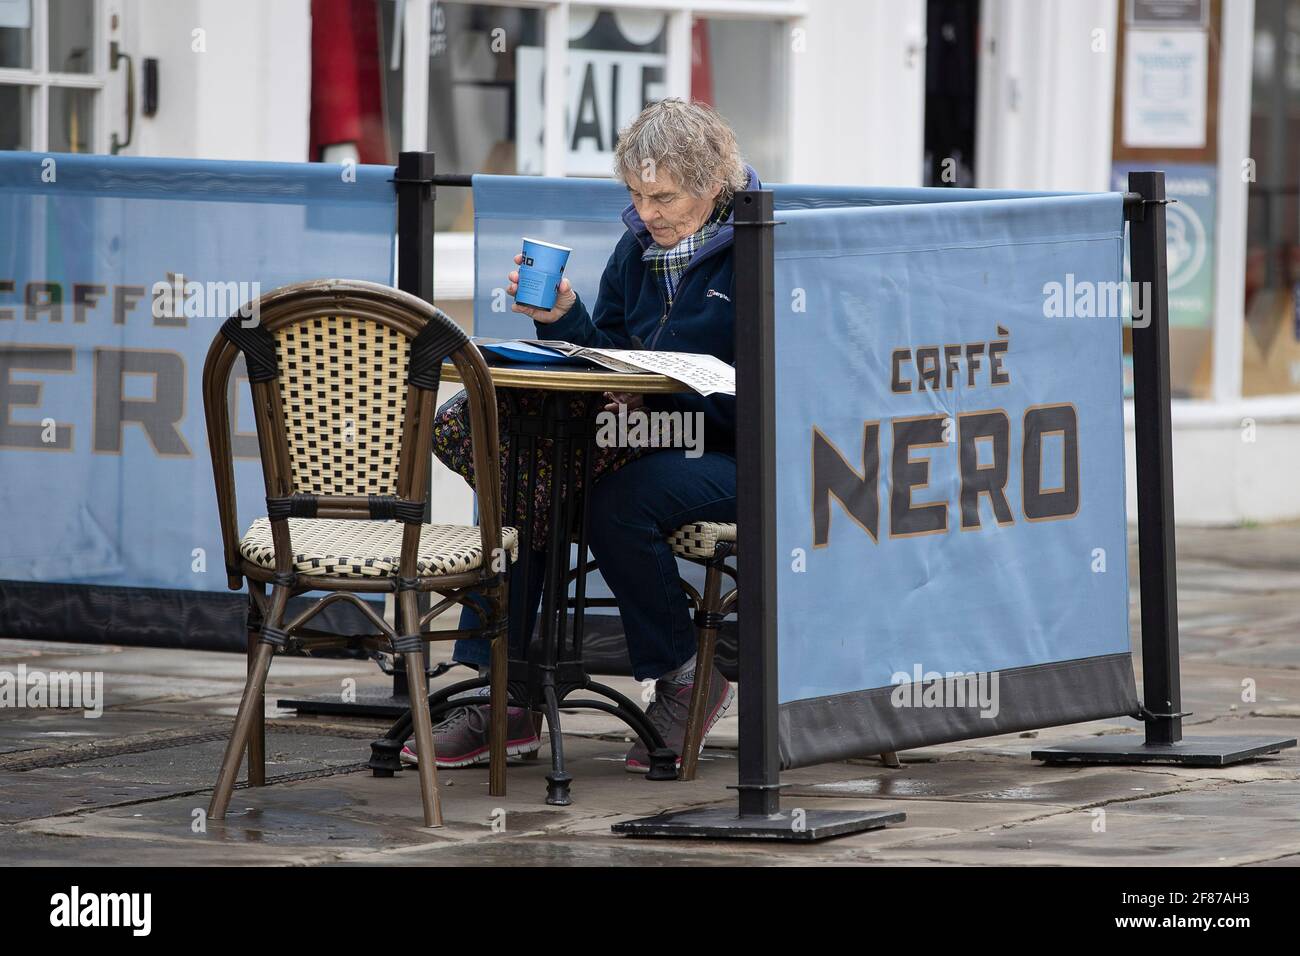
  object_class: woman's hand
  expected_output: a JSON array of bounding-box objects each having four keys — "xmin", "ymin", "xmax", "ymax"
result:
[
  {"xmin": 603, "ymin": 391, "xmax": 645, "ymax": 413},
  {"xmin": 508, "ymin": 253, "xmax": 577, "ymax": 324}
]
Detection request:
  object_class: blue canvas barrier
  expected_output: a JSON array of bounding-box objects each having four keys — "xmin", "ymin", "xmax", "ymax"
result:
[
  {"xmin": 0, "ymin": 153, "xmax": 395, "ymax": 638},
  {"xmin": 771, "ymin": 193, "xmax": 1138, "ymax": 767}
]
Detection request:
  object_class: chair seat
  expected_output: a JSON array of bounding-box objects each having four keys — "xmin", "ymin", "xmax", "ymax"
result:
[
  {"xmin": 667, "ymin": 521, "xmax": 736, "ymax": 559},
  {"xmin": 239, "ymin": 517, "xmax": 519, "ymax": 578}
]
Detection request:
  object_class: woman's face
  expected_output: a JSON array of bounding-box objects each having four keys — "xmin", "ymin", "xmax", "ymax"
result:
[{"xmin": 626, "ymin": 167, "xmax": 722, "ymax": 248}]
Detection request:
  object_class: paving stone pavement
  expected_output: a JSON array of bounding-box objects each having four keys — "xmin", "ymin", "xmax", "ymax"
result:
[{"xmin": 1, "ymin": 523, "xmax": 1297, "ymax": 866}]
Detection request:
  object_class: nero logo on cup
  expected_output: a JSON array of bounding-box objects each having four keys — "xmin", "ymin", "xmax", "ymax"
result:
[{"xmin": 515, "ymin": 237, "xmax": 572, "ymax": 310}]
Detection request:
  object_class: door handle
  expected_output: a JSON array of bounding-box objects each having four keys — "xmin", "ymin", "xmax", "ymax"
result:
[{"xmin": 110, "ymin": 41, "xmax": 134, "ymax": 154}]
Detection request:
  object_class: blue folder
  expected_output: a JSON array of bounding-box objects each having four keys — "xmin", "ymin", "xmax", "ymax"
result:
[{"xmin": 476, "ymin": 339, "xmax": 593, "ymax": 367}]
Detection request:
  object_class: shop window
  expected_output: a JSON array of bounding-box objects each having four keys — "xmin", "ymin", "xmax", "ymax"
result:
[
  {"xmin": 694, "ymin": 17, "xmax": 788, "ymax": 183},
  {"xmin": 371, "ymin": 1, "xmax": 547, "ymax": 230},
  {"xmin": 0, "ymin": 0, "xmax": 104, "ymax": 153},
  {"xmin": 1112, "ymin": 2, "xmax": 1221, "ymax": 399},
  {"xmin": 1244, "ymin": 0, "xmax": 1300, "ymax": 396},
  {"xmin": 0, "ymin": 85, "xmax": 34, "ymax": 149},
  {"xmin": 48, "ymin": 0, "xmax": 94, "ymax": 73}
]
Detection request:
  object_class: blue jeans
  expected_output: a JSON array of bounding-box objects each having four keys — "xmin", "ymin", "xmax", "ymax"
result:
[{"xmin": 453, "ymin": 450, "xmax": 737, "ymax": 682}]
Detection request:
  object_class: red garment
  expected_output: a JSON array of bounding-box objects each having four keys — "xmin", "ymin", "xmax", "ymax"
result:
[
  {"xmin": 310, "ymin": 0, "xmax": 389, "ymax": 163},
  {"xmin": 691, "ymin": 20, "xmax": 713, "ymax": 105}
]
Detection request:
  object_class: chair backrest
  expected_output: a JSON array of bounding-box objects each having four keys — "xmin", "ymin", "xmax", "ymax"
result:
[
  {"xmin": 275, "ymin": 312, "xmax": 409, "ymax": 496},
  {"xmin": 201, "ymin": 279, "xmax": 503, "ymax": 588}
]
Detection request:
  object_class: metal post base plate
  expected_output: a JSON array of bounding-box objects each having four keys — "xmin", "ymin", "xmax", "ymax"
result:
[
  {"xmin": 1032, "ymin": 734, "xmax": 1296, "ymax": 767},
  {"xmin": 278, "ymin": 694, "xmax": 414, "ymax": 719},
  {"xmin": 611, "ymin": 807, "xmax": 905, "ymax": 842}
]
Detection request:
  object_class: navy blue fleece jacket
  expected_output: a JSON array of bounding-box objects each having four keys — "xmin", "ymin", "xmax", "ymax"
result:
[{"xmin": 533, "ymin": 164, "xmax": 761, "ymax": 454}]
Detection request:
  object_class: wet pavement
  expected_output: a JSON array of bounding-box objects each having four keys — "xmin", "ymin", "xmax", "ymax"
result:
[{"xmin": 1, "ymin": 523, "xmax": 1297, "ymax": 866}]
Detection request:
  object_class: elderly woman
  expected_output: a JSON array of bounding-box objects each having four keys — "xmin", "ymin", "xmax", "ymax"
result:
[{"xmin": 406, "ymin": 99, "xmax": 754, "ymax": 773}]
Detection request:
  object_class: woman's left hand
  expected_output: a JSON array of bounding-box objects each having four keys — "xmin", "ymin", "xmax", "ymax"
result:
[{"xmin": 603, "ymin": 391, "xmax": 645, "ymax": 413}]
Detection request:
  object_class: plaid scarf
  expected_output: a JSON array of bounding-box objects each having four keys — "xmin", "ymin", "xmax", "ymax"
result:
[{"xmin": 641, "ymin": 197, "xmax": 732, "ymax": 311}]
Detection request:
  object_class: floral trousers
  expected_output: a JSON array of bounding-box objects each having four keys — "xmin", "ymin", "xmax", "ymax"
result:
[{"xmin": 431, "ymin": 387, "xmax": 644, "ymax": 542}]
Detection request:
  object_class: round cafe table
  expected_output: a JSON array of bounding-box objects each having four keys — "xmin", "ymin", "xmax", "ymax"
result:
[{"xmin": 372, "ymin": 357, "xmax": 689, "ymax": 805}]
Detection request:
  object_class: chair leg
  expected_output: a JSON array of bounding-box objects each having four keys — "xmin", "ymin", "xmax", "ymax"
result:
[
  {"xmin": 880, "ymin": 751, "xmax": 901, "ymax": 768},
  {"xmin": 680, "ymin": 559, "xmax": 724, "ymax": 782},
  {"xmin": 209, "ymin": 639, "xmax": 276, "ymax": 820},
  {"xmin": 488, "ymin": 632, "xmax": 507, "ymax": 797},
  {"xmin": 404, "ymin": 644, "xmax": 444, "ymax": 828},
  {"xmin": 245, "ymin": 618, "xmax": 266, "ymax": 787}
]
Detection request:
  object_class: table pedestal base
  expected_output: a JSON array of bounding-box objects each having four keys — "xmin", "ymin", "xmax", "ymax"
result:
[{"xmin": 368, "ymin": 664, "xmax": 679, "ymax": 804}]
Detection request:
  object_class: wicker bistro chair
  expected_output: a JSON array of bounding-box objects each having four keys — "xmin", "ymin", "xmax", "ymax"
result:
[
  {"xmin": 201, "ymin": 279, "xmax": 517, "ymax": 828},
  {"xmin": 576, "ymin": 520, "xmax": 900, "ymax": 780},
  {"xmin": 664, "ymin": 521, "xmax": 738, "ymax": 781},
  {"xmin": 668, "ymin": 522, "xmax": 899, "ymax": 776},
  {"xmin": 562, "ymin": 520, "xmax": 736, "ymax": 781}
]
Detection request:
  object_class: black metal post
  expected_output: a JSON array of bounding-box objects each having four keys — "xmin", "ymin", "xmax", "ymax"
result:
[
  {"xmin": 396, "ymin": 151, "xmax": 437, "ymax": 304},
  {"xmin": 1033, "ymin": 171, "xmax": 1295, "ymax": 767},
  {"xmin": 1128, "ymin": 170, "xmax": 1182, "ymax": 747},
  {"xmin": 732, "ymin": 188, "xmax": 782, "ymax": 817},
  {"xmin": 613, "ymin": 189, "xmax": 902, "ymax": 839}
]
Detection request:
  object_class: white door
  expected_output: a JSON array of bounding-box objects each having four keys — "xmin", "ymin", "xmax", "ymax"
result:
[
  {"xmin": 975, "ymin": 0, "xmax": 1118, "ymax": 191},
  {"xmin": 788, "ymin": 0, "xmax": 927, "ymax": 186}
]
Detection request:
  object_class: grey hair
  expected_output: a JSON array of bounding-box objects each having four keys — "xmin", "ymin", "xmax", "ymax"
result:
[{"xmin": 613, "ymin": 98, "xmax": 749, "ymax": 205}]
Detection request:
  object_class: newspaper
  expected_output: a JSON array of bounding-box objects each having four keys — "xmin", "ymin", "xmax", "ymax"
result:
[{"xmin": 485, "ymin": 339, "xmax": 736, "ymax": 397}]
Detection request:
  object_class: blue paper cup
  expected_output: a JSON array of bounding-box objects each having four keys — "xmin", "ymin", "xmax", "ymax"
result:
[{"xmin": 515, "ymin": 237, "xmax": 572, "ymax": 310}]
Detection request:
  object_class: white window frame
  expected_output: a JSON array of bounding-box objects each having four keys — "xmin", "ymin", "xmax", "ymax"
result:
[
  {"xmin": 402, "ymin": 0, "xmax": 805, "ymax": 176},
  {"xmin": 0, "ymin": 0, "xmax": 110, "ymax": 153}
]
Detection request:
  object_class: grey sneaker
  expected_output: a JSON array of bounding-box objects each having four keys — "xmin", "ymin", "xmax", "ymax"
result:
[
  {"xmin": 400, "ymin": 704, "xmax": 540, "ymax": 768},
  {"xmin": 625, "ymin": 664, "xmax": 735, "ymax": 773}
]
